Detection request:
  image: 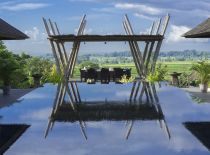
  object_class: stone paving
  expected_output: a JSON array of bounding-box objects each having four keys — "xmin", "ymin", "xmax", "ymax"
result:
[{"xmin": 182, "ymin": 87, "xmax": 210, "ymax": 103}]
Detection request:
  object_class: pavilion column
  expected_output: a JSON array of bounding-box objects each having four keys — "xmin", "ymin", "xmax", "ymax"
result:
[{"xmin": 43, "ymin": 16, "xmax": 88, "ymax": 139}]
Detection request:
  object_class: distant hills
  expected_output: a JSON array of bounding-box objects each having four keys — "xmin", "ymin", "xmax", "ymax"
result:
[{"xmin": 43, "ymin": 50, "xmax": 210, "ymax": 64}]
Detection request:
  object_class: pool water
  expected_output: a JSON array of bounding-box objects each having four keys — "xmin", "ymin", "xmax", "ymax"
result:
[{"xmin": 1, "ymin": 83, "xmax": 210, "ymax": 155}]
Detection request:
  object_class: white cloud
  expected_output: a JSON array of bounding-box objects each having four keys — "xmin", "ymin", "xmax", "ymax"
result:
[
  {"xmin": 84, "ymin": 28, "xmax": 93, "ymax": 34},
  {"xmin": 21, "ymin": 107, "xmax": 51, "ymax": 121},
  {"xmin": 1, "ymin": 3, "xmax": 49, "ymax": 11},
  {"xmin": 167, "ymin": 25, "xmax": 208, "ymax": 43},
  {"xmin": 167, "ymin": 25, "xmax": 190, "ymax": 42},
  {"xmin": 114, "ymin": 3, "xmax": 162, "ymax": 15},
  {"xmin": 134, "ymin": 13, "xmax": 156, "ymax": 21},
  {"xmin": 24, "ymin": 27, "xmax": 47, "ymax": 42},
  {"xmin": 140, "ymin": 27, "xmax": 152, "ymax": 35},
  {"xmin": 25, "ymin": 27, "xmax": 40, "ymax": 40}
]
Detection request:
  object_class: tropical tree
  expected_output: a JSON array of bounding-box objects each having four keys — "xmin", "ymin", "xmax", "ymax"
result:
[
  {"xmin": 25, "ymin": 57, "xmax": 53, "ymax": 87},
  {"xmin": 47, "ymin": 64, "xmax": 62, "ymax": 84},
  {"xmin": 191, "ymin": 61, "xmax": 210, "ymax": 92},
  {"xmin": 11, "ymin": 52, "xmax": 32, "ymax": 88},
  {"xmin": 0, "ymin": 41, "xmax": 19, "ymax": 94}
]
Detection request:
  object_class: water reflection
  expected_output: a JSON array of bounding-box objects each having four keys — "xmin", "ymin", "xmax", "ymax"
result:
[
  {"xmin": 1, "ymin": 83, "xmax": 210, "ymax": 154},
  {"xmin": 46, "ymin": 81, "xmax": 170, "ymax": 140}
]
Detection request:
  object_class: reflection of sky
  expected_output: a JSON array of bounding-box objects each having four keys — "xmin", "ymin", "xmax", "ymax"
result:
[{"xmin": 1, "ymin": 83, "xmax": 210, "ymax": 154}]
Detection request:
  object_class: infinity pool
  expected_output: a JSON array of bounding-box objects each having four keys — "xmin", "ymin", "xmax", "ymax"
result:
[{"xmin": 1, "ymin": 83, "xmax": 210, "ymax": 155}]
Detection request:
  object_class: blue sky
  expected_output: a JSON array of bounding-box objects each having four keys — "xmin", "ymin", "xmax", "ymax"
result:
[{"xmin": 1, "ymin": 0, "xmax": 210, "ymax": 55}]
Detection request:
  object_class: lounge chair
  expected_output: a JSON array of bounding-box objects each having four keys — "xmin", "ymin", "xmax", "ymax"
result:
[
  {"xmin": 113, "ymin": 68, "xmax": 124, "ymax": 83},
  {"xmin": 87, "ymin": 68, "xmax": 97, "ymax": 84},
  {"xmin": 80, "ymin": 69, "xmax": 87, "ymax": 82},
  {"xmin": 100, "ymin": 68, "xmax": 110, "ymax": 84}
]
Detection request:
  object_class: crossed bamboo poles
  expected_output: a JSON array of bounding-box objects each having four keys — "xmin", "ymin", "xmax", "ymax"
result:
[
  {"xmin": 43, "ymin": 15, "xmax": 87, "ymax": 139},
  {"xmin": 123, "ymin": 14, "xmax": 170, "ymax": 139},
  {"xmin": 43, "ymin": 14, "xmax": 170, "ymax": 140}
]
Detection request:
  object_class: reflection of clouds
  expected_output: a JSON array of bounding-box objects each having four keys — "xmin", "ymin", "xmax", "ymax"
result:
[
  {"xmin": 115, "ymin": 90, "xmax": 130, "ymax": 98},
  {"xmin": 158, "ymin": 86, "xmax": 210, "ymax": 122},
  {"xmin": 4, "ymin": 84, "xmax": 210, "ymax": 154},
  {"xmin": 22, "ymin": 92, "xmax": 51, "ymax": 100},
  {"xmin": 20, "ymin": 107, "xmax": 51, "ymax": 121},
  {"xmin": 78, "ymin": 83, "xmax": 132, "ymax": 100},
  {"xmin": 88, "ymin": 121, "xmax": 113, "ymax": 129},
  {"xmin": 6, "ymin": 120, "xmax": 210, "ymax": 154},
  {"xmin": 167, "ymin": 124, "xmax": 207, "ymax": 152}
]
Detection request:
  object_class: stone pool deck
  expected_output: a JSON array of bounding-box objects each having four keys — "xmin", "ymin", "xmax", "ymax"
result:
[
  {"xmin": 0, "ymin": 89, "xmax": 34, "ymax": 109},
  {"xmin": 182, "ymin": 87, "xmax": 210, "ymax": 103}
]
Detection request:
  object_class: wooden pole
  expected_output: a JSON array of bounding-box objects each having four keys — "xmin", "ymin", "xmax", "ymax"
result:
[
  {"xmin": 151, "ymin": 15, "xmax": 170, "ymax": 74},
  {"xmin": 48, "ymin": 19, "xmax": 66, "ymax": 68},
  {"xmin": 133, "ymin": 81, "xmax": 141, "ymax": 101},
  {"xmin": 125, "ymin": 121, "xmax": 134, "ymax": 139},
  {"xmin": 54, "ymin": 22, "xmax": 68, "ymax": 62},
  {"xmin": 74, "ymin": 82, "xmax": 81, "ymax": 103},
  {"xmin": 129, "ymin": 81, "xmax": 136, "ymax": 101},
  {"xmin": 124, "ymin": 15, "xmax": 145, "ymax": 75},
  {"xmin": 123, "ymin": 22, "xmax": 142, "ymax": 81},
  {"xmin": 70, "ymin": 20, "xmax": 86, "ymax": 77},
  {"xmin": 43, "ymin": 18, "xmax": 64, "ymax": 137}
]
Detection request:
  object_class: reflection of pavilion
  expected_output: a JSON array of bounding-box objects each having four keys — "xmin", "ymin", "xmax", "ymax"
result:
[
  {"xmin": 43, "ymin": 14, "xmax": 170, "ymax": 140},
  {"xmin": 45, "ymin": 82, "xmax": 170, "ymax": 140}
]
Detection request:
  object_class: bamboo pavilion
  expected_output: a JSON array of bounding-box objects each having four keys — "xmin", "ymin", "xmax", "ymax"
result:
[{"xmin": 43, "ymin": 14, "xmax": 170, "ymax": 139}]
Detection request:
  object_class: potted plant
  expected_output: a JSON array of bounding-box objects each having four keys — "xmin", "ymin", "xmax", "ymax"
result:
[
  {"xmin": 0, "ymin": 48, "xmax": 19, "ymax": 95},
  {"xmin": 191, "ymin": 61, "xmax": 210, "ymax": 93},
  {"xmin": 119, "ymin": 75, "xmax": 134, "ymax": 84}
]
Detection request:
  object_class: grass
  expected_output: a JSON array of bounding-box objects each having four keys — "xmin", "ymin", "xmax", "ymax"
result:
[{"xmin": 161, "ymin": 61, "xmax": 193, "ymax": 73}]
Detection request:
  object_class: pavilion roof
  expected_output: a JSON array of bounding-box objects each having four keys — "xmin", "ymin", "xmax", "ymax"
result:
[
  {"xmin": 183, "ymin": 18, "xmax": 210, "ymax": 38},
  {"xmin": 0, "ymin": 18, "xmax": 29, "ymax": 40}
]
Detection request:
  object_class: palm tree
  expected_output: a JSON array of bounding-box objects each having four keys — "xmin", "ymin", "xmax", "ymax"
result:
[{"xmin": 191, "ymin": 61, "xmax": 210, "ymax": 93}]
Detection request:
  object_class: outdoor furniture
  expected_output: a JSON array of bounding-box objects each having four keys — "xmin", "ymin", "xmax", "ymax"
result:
[
  {"xmin": 87, "ymin": 68, "xmax": 97, "ymax": 83},
  {"xmin": 124, "ymin": 68, "xmax": 131, "ymax": 79},
  {"xmin": 100, "ymin": 68, "xmax": 110, "ymax": 84},
  {"xmin": 113, "ymin": 68, "xmax": 124, "ymax": 83},
  {"xmin": 80, "ymin": 69, "xmax": 87, "ymax": 82}
]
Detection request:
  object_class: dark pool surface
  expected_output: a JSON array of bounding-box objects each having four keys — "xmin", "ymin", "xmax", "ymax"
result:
[{"xmin": 1, "ymin": 83, "xmax": 210, "ymax": 155}]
